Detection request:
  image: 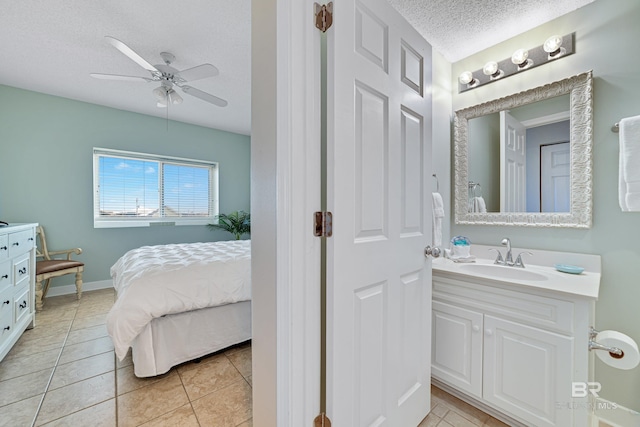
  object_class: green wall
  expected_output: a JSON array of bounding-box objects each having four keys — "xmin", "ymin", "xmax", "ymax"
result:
[
  {"xmin": 450, "ymin": 0, "xmax": 640, "ymax": 411},
  {"xmin": 0, "ymin": 84, "xmax": 250, "ymax": 288}
]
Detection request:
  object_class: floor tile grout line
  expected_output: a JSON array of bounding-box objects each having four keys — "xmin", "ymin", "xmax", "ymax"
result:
[{"xmin": 29, "ymin": 302, "xmax": 78, "ymax": 427}]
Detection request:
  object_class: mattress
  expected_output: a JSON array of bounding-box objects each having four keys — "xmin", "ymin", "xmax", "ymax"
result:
[{"xmin": 107, "ymin": 240, "xmax": 251, "ymax": 360}]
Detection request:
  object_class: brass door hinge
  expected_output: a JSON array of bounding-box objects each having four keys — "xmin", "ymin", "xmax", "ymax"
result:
[
  {"xmin": 314, "ymin": 2, "xmax": 333, "ymax": 33},
  {"xmin": 313, "ymin": 412, "xmax": 332, "ymax": 427},
  {"xmin": 314, "ymin": 211, "xmax": 333, "ymax": 237}
]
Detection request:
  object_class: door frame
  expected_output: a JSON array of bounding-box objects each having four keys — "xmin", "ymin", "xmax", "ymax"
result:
[{"xmin": 251, "ymin": 0, "xmax": 322, "ymax": 426}]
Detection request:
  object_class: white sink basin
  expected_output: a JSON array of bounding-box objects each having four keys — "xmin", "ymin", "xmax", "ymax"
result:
[{"xmin": 458, "ymin": 263, "xmax": 548, "ymax": 281}]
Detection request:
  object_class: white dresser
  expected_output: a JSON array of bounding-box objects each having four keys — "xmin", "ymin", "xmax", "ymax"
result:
[{"xmin": 0, "ymin": 223, "xmax": 37, "ymax": 361}]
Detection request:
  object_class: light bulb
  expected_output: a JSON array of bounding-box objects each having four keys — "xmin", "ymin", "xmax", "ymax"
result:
[
  {"xmin": 483, "ymin": 61, "xmax": 501, "ymax": 78},
  {"xmin": 458, "ymin": 71, "xmax": 475, "ymax": 85},
  {"xmin": 544, "ymin": 35, "xmax": 563, "ymax": 56},
  {"xmin": 153, "ymin": 86, "xmax": 168, "ymax": 101},
  {"xmin": 511, "ymin": 49, "xmax": 530, "ymax": 67},
  {"xmin": 168, "ymin": 89, "xmax": 183, "ymax": 105}
]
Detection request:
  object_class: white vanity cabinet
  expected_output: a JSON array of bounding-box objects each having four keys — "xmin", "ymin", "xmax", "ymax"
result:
[
  {"xmin": 432, "ymin": 270, "xmax": 595, "ymax": 427},
  {"xmin": 0, "ymin": 224, "xmax": 37, "ymax": 361}
]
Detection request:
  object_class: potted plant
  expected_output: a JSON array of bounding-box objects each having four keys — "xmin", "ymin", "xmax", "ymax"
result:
[{"xmin": 208, "ymin": 210, "xmax": 251, "ymax": 240}]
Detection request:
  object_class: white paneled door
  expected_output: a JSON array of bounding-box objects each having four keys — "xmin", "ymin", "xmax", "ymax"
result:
[
  {"xmin": 326, "ymin": 0, "xmax": 433, "ymax": 425},
  {"xmin": 500, "ymin": 111, "xmax": 526, "ymax": 212}
]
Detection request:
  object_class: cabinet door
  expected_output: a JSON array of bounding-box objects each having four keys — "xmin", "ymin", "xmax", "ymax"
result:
[
  {"xmin": 432, "ymin": 301, "xmax": 483, "ymax": 397},
  {"xmin": 483, "ymin": 315, "xmax": 573, "ymax": 427}
]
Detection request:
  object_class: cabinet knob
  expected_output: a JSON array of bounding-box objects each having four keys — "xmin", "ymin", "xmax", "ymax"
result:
[
  {"xmin": 2, "ymin": 300, "xmax": 9, "ymax": 305},
  {"xmin": 0, "ymin": 246, "xmax": 6, "ymax": 251},
  {"xmin": 19, "ymin": 301, "xmax": 27, "ymax": 309},
  {"xmin": 18, "ymin": 267, "xmax": 27, "ymax": 275},
  {"xmin": 3, "ymin": 326, "xmax": 9, "ymax": 331},
  {"xmin": 485, "ymin": 329, "xmax": 493, "ymax": 336},
  {"xmin": 12, "ymin": 242, "xmax": 19, "ymax": 246},
  {"xmin": 1, "ymin": 274, "xmax": 7, "ymax": 279},
  {"xmin": 28, "ymin": 237, "xmax": 34, "ymax": 241},
  {"xmin": 472, "ymin": 325, "xmax": 480, "ymax": 333}
]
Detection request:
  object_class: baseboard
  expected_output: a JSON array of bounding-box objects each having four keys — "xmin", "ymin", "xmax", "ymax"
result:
[
  {"xmin": 594, "ymin": 397, "xmax": 640, "ymax": 427},
  {"xmin": 45, "ymin": 280, "xmax": 113, "ymax": 297}
]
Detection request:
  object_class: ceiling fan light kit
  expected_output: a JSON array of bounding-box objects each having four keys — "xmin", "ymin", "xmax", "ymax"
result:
[{"xmin": 91, "ymin": 36, "xmax": 227, "ymax": 109}]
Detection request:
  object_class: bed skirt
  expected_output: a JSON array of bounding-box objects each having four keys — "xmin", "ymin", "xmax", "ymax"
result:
[{"xmin": 130, "ymin": 300, "xmax": 252, "ymax": 377}]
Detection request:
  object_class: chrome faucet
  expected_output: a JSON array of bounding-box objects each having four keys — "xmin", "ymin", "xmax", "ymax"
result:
[
  {"xmin": 501, "ymin": 238, "xmax": 513, "ymax": 266},
  {"xmin": 489, "ymin": 237, "xmax": 532, "ymax": 268}
]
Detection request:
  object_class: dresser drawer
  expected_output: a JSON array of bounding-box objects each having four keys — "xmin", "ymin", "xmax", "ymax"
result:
[
  {"xmin": 0, "ymin": 261, "xmax": 11, "ymax": 294},
  {"xmin": 8, "ymin": 229, "xmax": 35, "ymax": 258},
  {"xmin": 0, "ymin": 289, "xmax": 13, "ymax": 347},
  {"xmin": 0, "ymin": 235, "xmax": 8, "ymax": 261},
  {"xmin": 14, "ymin": 287, "xmax": 31, "ymax": 325},
  {"xmin": 13, "ymin": 254, "xmax": 30, "ymax": 287}
]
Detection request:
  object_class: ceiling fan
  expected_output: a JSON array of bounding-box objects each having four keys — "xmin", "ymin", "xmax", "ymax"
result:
[{"xmin": 90, "ymin": 36, "xmax": 227, "ymax": 108}]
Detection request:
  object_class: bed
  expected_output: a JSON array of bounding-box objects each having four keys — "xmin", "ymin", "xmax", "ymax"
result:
[{"xmin": 106, "ymin": 239, "xmax": 251, "ymax": 377}]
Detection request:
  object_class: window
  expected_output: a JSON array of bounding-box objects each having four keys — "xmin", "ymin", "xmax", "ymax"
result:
[{"xmin": 93, "ymin": 148, "xmax": 218, "ymax": 228}]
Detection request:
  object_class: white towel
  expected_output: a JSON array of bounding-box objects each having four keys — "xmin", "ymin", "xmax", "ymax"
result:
[
  {"xmin": 468, "ymin": 196, "xmax": 487, "ymax": 213},
  {"xmin": 619, "ymin": 115, "xmax": 640, "ymax": 211},
  {"xmin": 432, "ymin": 192, "xmax": 444, "ymax": 246}
]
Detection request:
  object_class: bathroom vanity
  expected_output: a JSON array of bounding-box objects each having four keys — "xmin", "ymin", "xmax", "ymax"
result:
[{"xmin": 432, "ymin": 245, "xmax": 601, "ymax": 427}]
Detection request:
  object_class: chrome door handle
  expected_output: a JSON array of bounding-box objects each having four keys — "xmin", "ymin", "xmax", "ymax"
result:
[{"xmin": 424, "ymin": 246, "xmax": 441, "ymax": 258}]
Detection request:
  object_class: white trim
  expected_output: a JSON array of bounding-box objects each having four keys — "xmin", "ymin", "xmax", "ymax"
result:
[
  {"xmin": 45, "ymin": 280, "xmax": 112, "ymax": 297},
  {"xmin": 593, "ymin": 397, "xmax": 640, "ymax": 427},
  {"xmin": 520, "ymin": 110, "xmax": 570, "ymax": 128},
  {"xmin": 252, "ymin": 0, "xmax": 321, "ymax": 425}
]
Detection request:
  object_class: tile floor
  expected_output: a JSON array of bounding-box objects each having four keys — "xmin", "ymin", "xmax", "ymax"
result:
[
  {"xmin": 0, "ymin": 289, "xmax": 252, "ymax": 427},
  {"xmin": 0, "ymin": 288, "xmax": 512, "ymax": 427}
]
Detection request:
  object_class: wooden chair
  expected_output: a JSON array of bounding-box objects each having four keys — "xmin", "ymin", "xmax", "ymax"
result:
[{"xmin": 35, "ymin": 226, "xmax": 84, "ymax": 311}]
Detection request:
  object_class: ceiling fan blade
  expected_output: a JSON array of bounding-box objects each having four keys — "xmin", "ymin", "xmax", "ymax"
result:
[
  {"xmin": 105, "ymin": 36, "xmax": 158, "ymax": 73},
  {"xmin": 90, "ymin": 73, "xmax": 153, "ymax": 82},
  {"xmin": 177, "ymin": 64, "xmax": 219, "ymax": 82},
  {"xmin": 181, "ymin": 85, "xmax": 228, "ymax": 107}
]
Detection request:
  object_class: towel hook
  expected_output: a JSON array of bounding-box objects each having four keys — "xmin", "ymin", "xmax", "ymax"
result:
[
  {"xmin": 432, "ymin": 174, "xmax": 439, "ymax": 192},
  {"xmin": 612, "ymin": 122, "xmax": 619, "ymax": 133}
]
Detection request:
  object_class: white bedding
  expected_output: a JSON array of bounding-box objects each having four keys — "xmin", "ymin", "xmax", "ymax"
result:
[{"xmin": 106, "ymin": 240, "xmax": 251, "ymax": 360}]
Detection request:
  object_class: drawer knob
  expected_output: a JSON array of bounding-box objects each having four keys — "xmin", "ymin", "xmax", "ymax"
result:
[
  {"xmin": 3, "ymin": 326, "xmax": 9, "ymax": 331},
  {"xmin": 485, "ymin": 329, "xmax": 493, "ymax": 336},
  {"xmin": 472, "ymin": 325, "xmax": 480, "ymax": 333},
  {"xmin": 0, "ymin": 246, "xmax": 6, "ymax": 251},
  {"xmin": 19, "ymin": 301, "xmax": 27, "ymax": 309},
  {"xmin": 28, "ymin": 237, "xmax": 34, "ymax": 241},
  {"xmin": 19, "ymin": 267, "xmax": 27, "ymax": 275},
  {"xmin": 1, "ymin": 274, "xmax": 7, "ymax": 279},
  {"xmin": 12, "ymin": 242, "xmax": 19, "ymax": 246},
  {"xmin": 2, "ymin": 300, "xmax": 9, "ymax": 305}
]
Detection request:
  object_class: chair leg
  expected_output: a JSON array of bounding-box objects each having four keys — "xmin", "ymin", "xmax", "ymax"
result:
[
  {"xmin": 35, "ymin": 279, "xmax": 44, "ymax": 312},
  {"xmin": 75, "ymin": 271, "xmax": 83, "ymax": 300}
]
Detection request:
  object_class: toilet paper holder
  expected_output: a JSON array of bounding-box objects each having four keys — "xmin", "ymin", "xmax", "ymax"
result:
[{"xmin": 589, "ymin": 327, "xmax": 624, "ymax": 358}]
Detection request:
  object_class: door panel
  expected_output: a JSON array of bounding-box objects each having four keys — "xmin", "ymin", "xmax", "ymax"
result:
[
  {"xmin": 432, "ymin": 301, "xmax": 483, "ymax": 397},
  {"xmin": 501, "ymin": 111, "xmax": 526, "ymax": 212},
  {"xmin": 326, "ymin": 0, "xmax": 433, "ymax": 425},
  {"xmin": 483, "ymin": 316, "xmax": 573, "ymax": 427}
]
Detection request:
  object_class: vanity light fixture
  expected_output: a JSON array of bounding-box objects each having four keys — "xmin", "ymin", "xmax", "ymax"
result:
[{"xmin": 458, "ymin": 32, "xmax": 575, "ymax": 93}]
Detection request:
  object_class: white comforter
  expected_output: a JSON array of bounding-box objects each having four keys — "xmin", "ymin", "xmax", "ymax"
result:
[{"xmin": 106, "ymin": 240, "xmax": 251, "ymax": 360}]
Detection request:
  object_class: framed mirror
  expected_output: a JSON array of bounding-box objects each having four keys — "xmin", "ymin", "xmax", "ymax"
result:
[{"xmin": 454, "ymin": 70, "xmax": 593, "ymax": 228}]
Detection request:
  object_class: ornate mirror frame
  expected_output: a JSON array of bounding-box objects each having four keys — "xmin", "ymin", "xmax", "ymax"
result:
[{"xmin": 454, "ymin": 70, "xmax": 593, "ymax": 228}]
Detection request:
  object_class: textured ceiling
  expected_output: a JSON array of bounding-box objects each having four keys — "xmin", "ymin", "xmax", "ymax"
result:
[
  {"xmin": 387, "ymin": 0, "xmax": 596, "ymax": 62},
  {"xmin": 0, "ymin": 0, "xmax": 595, "ymax": 135}
]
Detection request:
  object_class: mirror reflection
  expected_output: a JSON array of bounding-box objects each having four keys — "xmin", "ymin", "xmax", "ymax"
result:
[{"xmin": 468, "ymin": 94, "xmax": 570, "ymax": 213}]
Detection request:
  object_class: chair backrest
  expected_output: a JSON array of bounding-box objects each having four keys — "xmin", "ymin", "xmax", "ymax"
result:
[{"xmin": 35, "ymin": 225, "xmax": 51, "ymax": 260}]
